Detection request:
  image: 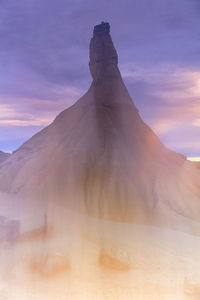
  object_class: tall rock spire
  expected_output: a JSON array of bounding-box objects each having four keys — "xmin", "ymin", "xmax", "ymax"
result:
[
  {"xmin": 0, "ymin": 22, "xmax": 199, "ymax": 228},
  {"xmin": 89, "ymin": 22, "xmax": 135, "ymax": 108},
  {"xmin": 89, "ymin": 22, "xmax": 119, "ymax": 81},
  {"xmin": 0, "ymin": 22, "xmax": 200, "ymax": 300}
]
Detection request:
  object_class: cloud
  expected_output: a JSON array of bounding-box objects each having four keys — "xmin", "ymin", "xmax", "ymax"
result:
[
  {"xmin": 0, "ymin": 85, "xmax": 82, "ymax": 126},
  {"xmin": 193, "ymin": 119, "xmax": 200, "ymax": 127},
  {"xmin": 121, "ymin": 65, "xmax": 200, "ymax": 155}
]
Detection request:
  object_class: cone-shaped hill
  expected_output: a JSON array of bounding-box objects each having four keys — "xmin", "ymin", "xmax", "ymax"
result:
[{"xmin": 0, "ymin": 22, "xmax": 200, "ymax": 228}]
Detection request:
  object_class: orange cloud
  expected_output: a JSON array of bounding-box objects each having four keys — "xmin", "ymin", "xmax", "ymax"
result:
[
  {"xmin": 187, "ymin": 157, "xmax": 200, "ymax": 162},
  {"xmin": 193, "ymin": 119, "xmax": 200, "ymax": 127}
]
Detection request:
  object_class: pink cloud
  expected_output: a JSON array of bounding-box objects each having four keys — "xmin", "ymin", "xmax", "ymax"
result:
[{"xmin": 0, "ymin": 86, "xmax": 83, "ymax": 128}]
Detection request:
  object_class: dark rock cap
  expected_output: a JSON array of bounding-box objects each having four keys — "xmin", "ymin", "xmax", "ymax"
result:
[
  {"xmin": 89, "ymin": 21, "xmax": 119, "ymax": 81},
  {"xmin": 93, "ymin": 21, "xmax": 110, "ymax": 36}
]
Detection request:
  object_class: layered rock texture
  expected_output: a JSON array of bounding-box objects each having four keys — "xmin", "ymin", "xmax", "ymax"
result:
[{"xmin": 0, "ymin": 22, "xmax": 200, "ymax": 229}]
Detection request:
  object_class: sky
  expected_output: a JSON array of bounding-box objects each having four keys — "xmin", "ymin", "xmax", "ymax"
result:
[{"xmin": 0, "ymin": 0, "xmax": 200, "ymax": 157}]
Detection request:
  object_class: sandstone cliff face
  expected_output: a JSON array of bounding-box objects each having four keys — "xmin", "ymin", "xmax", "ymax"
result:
[{"xmin": 0, "ymin": 22, "xmax": 199, "ymax": 228}]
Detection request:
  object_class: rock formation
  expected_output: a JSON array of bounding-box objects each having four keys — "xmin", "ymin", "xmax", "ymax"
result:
[
  {"xmin": 0, "ymin": 22, "xmax": 200, "ymax": 300},
  {"xmin": 0, "ymin": 22, "xmax": 199, "ymax": 228}
]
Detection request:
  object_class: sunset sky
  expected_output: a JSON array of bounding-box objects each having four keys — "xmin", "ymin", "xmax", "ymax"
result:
[{"xmin": 0, "ymin": 0, "xmax": 200, "ymax": 157}]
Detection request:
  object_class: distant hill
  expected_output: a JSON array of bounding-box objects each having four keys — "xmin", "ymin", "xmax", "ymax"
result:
[{"xmin": 0, "ymin": 151, "xmax": 11, "ymax": 165}]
